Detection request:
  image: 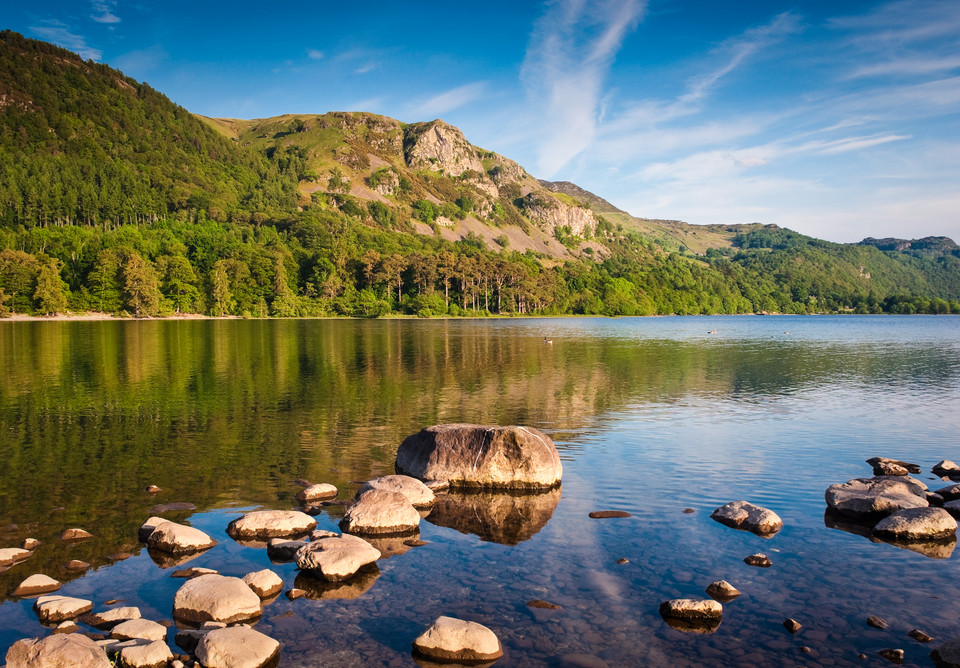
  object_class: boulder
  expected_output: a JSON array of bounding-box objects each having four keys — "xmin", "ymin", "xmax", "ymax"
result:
[
  {"xmin": 266, "ymin": 538, "xmax": 309, "ymax": 562},
  {"xmin": 396, "ymin": 424, "xmax": 562, "ymax": 489},
  {"xmin": 946, "ymin": 500, "xmax": 960, "ymax": 517},
  {"xmin": 936, "ymin": 484, "xmax": 960, "ymax": 502},
  {"xmin": 356, "ymin": 475, "xmax": 435, "ymax": 508},
  {"xmin": 825, "ymin": 477, "xmax": 928, "ymax": 519},
  {"xmin": 296, "ymin": 483, "xmax": 338, "ymax": 502},
  {"xmin": 5, "ymin": 633, "xmax": 111, "ymax": 667},
  {"xmin": 22, "ymin": 538, "xmax": 40, "ymax": 550},
  {"xmin": 243, "ymin": 570, "xmax": 283, "ymax": 598},
  {"xmin": 195, "ymin": 626, "xmax": 280, "ymax": 668},
  {"xmin": 226, "ymin": 510, "xmax": 316, "ymax": 540},
  {"xmin": 13, "ymin": 574, "xmax": 61, "ymax": 597},
  {"xmin": 34, "ymin": 595, "xmax": 93, "ymax": 623},
  {"xmin": 80, "ymin": 607, "xmax": 141, "ymax": 629},
  {"xmin": 172, "ymin": 574, "xmax": 262, "ymax": 624},
  {"xmin": 0, "ymin": 547, "xmax": 32, "ymax": 567},
  {"xmin": 340, "ymin": 489, "xmax": 421, "ymax": 535},
  {"xmin": 59, "ymin": 528, "xmax": 93, "ymax": 541},
  {"xmin": 933, "ymin": 461, "xmax": 960, "ymax": 478},
  {"xmin": 412, "ymin": 616, "xmax": 503, "ymax": 663},
  {"xmin": 710, "ymin": 501, "xmax": 783, "ymax": 535},
  {"xmin": 138, "ymin": 517, "xmax": 168, "ymax": 542},
  {"xmin": 932, "ymin": 638, "xmax": 960, "ymax": 668},
  {"xmin": 110, "ymin": 618, "xmax": 167, "ymax": 642},
  {"xmin": 295, "ymin": 534, "xmax": 380, "ymax": 581},
  {"xmin": 705, "ymin": 580, "xmax": 740, "ymax": 601},
  {"xmin": 659, "ymin": 598, "xmax": 723, "ymax": 621},
  {"xmin": 146, "ymin": 520, "xmax": 216, "ymax": 555},
  {"xmin": 873, "ymin": 507, "xmax": 958, "ymax": 540},
  {"xmin": 867, "ymin": 457, "xmax": 920, "ymax": 474},
  {"xmin": 117, "ymin": 640, "xmax": 173, "ymax": 668}
]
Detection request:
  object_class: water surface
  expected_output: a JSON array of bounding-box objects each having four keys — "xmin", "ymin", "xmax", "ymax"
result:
[{"xmin": 1, "ymin": 315, "xmax": 959, "ymax": 666}]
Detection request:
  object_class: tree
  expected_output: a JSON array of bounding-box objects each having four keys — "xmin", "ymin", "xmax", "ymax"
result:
[
  {"xmin": 211, "ymin": 260, "xmax": 233, "ymax": 316},
  {"xmin": 33, "ymin": 257, "xmax": 69, "ymax": 314},
  {"xmin": 122, "ymin": 252, "xmax": 161, "ymax": 316},
  {"xmin": 270, "ymin": 254, "xmax": 299, "ymax": 317},
  {"xmin": 157, "ymin": 254, "xmax": 200, "ymax": 313},
  {"xmin": 0, "ymin": 249, "xmax": 40, "ymax": 313},
  {"xmin": 88, "ymin": 249, "xmax": 123, "ymax": 313}
]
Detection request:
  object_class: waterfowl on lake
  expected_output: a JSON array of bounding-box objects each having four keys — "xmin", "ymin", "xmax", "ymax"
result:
[
  {"xmin": 708, "ymin": 329, "xmax": 718, "ymax": 334},
  {"xmin": 544, "ymin": 337, "xmax": 553, "ymax": 344}
]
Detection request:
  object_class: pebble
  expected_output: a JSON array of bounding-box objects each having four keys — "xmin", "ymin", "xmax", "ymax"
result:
[
  {"xmin": 22, "ymin": 538, "xmax": 40, "ymax": 550},
  {"xmin": 783, "ymin": 618, "xmax": 802, "ymax": 633},
  {"xmin": 744, "ymin": 553, "xmax": 772, "ymax": 567},
  {"xmin": 683, "ymin": 508, "xmax": 696, "ymax": 513},
  {"xmin": 59, "ymin": 528, "xmax": 93, "ymax": 541},
  {"xmin": 616, "ymin": 558, "xmax": 629, "ymax": 564},
  {"xmin": 878, "ymin": 648, "xmax": 904, "ymax": 663},
  {"xmin": 908, "ymin": 628, "xmax": 933, "ymax": 642}
]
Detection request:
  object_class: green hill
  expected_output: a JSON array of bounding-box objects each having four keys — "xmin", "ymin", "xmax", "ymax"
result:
[{"xmin": 0, "ymin": 30, "xmax": 957, "ymax": 318}]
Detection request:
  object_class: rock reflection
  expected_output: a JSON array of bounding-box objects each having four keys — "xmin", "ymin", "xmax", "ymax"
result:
[
  {"xmin": 425, "ymin": 487, "xmax": 561, "ymax": 545},
  {"xmin": 660, "ymin": 615, "xmax": 722, "ymax": 634},
  {"xmin": 363, "ymin": 530, "xmax": 422, "ymax": 559},
  {"xmin": 823, "ymin": 509, "xmax": 957, "ymax": 559},
  {"xmin": 147, "ymin": 546, "xmax": 209, "ymax": 569},
  {"xmin": 293, "ymin": 567, "xmax": 380, "ymax": 600}
]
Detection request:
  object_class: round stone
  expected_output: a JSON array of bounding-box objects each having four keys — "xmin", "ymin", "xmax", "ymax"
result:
[
  {"xmin": 412, "ymin": 616, "xmax": 503, "ymax": 663},
  {"xmin": 172, "ymin": 574, "xmax": 262, "ymax": 624},
  {"xmin": 226, "ymin": 510, "xmax": 316, "ymax": 539}
]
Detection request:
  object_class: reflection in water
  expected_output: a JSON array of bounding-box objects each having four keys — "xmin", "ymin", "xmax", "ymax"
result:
[
  {"xmin": 660, "ymin": 616, "xmax": 723, "ymax": 635},
  {"xmin": 425, "ymin": 488, "xmax": 561, "ymax": 545},
  {"xmin": 823, "ymin": 509, "xmax": 957, "ymax": 559},
  {"xmin": 294, "ymin": 567, "xmax": 381, "ymax": 600}
]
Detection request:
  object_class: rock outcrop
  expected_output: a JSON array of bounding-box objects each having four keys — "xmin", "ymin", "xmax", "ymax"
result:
[
  {"xmin": 710, "ymin": 501, "xmax": 783, "ymax": 535},
  {"xmin": 404, "ymin": 120, "xmax": 484, "ymax": 177},
  {"xmin": 396, "ymin": 424, "xmax": 562, "ymax": 489},
  {"xmin": 518, "ymin": 193, "xmax": 596, "ymax": 237}
]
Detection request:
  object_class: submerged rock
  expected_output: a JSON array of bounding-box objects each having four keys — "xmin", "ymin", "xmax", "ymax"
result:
[
  {"xmin": 396, "ymin": 424, "xmax": 562, "ymax": 489},
  {"xmin": 195, "ymin": 626, "xmax": 280, "ymax": 668},
  {"xmin": 910, "ymin": 629, "xmax": 934, "ymax": 643},
  {"xmin": 879, "ymin": 648, "xmax": 904, "ymax": 663},
  {"xmin": 825, "ymin": 477, "xmax": 928, "ymax": 519},
  {"xmin": 5, "ymin": 634, "xmax": 111, "ymax": 667},
  {"xmin": 868, "ymin": 616, "xmax": 890, "ymax": 630},
  {"xmin": 710, "ymin": 501, "xmax": 783, "ymax": 535},
  {"xmin": 588, "ymin": 510, "xmax": 631, "ymax": 518},
  {"xmin": 412, "ymin": 616, "xmax": 503, "ymax": 663},
  {"xmin": 149, "ymin": 502, "xmax": 196, "ymax": 514},
  {"xmin": 356, "ymin": 475, "xmax": 435, "ymax": 508},
  {"xmin": 146, "ymin": 520, "xmax": 217, "ymax": 555},
  {"xmin": 295, "ymin": 534, "xmax": 380, "ymax": 581},
  {"xmin": 226, "ymin": 510, "xmax": 316, "ymax": 540},
  {"xmin": 340, "ymin": 489, "xmax": 421, "ymax": 535},
  {"xmin": 706, "ymin": 580, "xmax": 740, "ymax": 602},
  {"xmin": 172, "ymin": 574, "xmax": 262, "ymax": 624},
  {"xmin": 873, "ymin": 507, "xmax": 958, "ymax": 540},
  {"xmin": 59, "ymin": 528, "xmax": 93, "ymax": 541},
  {"xmin": 296, "ymin": 483, "xmax": 338, "ymax": 503},
  {"xmin": 34, "ymin": 595, "xmax": 93, "ymax": 623},
  {"xmin": 13, "ymin": 574, "xmax": 61, "ymax": 597}
]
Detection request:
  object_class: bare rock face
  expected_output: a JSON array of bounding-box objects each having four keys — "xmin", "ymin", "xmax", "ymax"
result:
[
  {"xmin": 117, "ymin": 639, "xmax": 173, "ymax": 668},
  {"xmin": 710, "ymin": 501, "xmax": 783, "ymax": 536},
  {"xmin": 396, "ymin": 424, "xmax": 562, "ymax": 490},
  {"xmin": 226, "ymin": 510, "xmax": 317, "ymax": 540},
  {"xmin": 33, "ymin": 595, "xmax": 94, "ymax": 623},
  {"xmin": 145, "ymin": 520, "xmax": 217, "ymax": 555},
  {"xmin": 340, "ymin": 489, "xmax": 421, "ymax": 535},
  {"xmin": 412, "ymin": 616, "xmax": 503, "ymax": 663},
  {"xmin": 243, "ymin": 569, "xmax": 283, "ymax": 598},
  {"xmin": 825, "ymin": 477, "xmax": 928, "ymax": 519},
  {"xmin": 403, "ymin": 120, "xmax": 484, "ymax": 177},
  {"xmin": 172, "ymin": 574, "xmax": 262, "ymax": 624},
  {"xmin": 0, "ymin": 547, "xmax": 32, "ymax": 567},
  {"xmin": 295, "ymin": 534, "xmax": 381, "ymax": 582},
  {"xmin": 296, "ymin": 483, "xmax": 338, "ymax": 503},
  {"xmin": 518, "ymin": 192, "xmax": 596, "ymax": 237},
  {"xmin": 873, "ymin": 507, "xmax": 958, "ymax": 540},
  {"xmin": 195, "ymin": 626, "xmax": 280, "ymax": 668},
  {"xmin": 5, "ymin": 633, "xmax": 112, "ymax": 667},
  {"xmin": 357, "ymin": 475, "xmax": 435, "ymax": 508},
  {"xmin": 13, "ymin": 574, "xmax": 61, "ymax": 597},
  {"xmin": 425, "ymin": 488, "xmax": 561, "ymax": 545}
]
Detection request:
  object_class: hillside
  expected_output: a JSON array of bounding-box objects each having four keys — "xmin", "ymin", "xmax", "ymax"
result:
[{"xmin": 0, "ymin": 30, "xmax": 958, "ymax": 318}]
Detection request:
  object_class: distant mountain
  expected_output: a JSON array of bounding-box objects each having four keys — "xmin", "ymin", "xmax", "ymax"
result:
[{"xmin": 0, "ymin": 30, "xmax": 958, "ymax": 318}]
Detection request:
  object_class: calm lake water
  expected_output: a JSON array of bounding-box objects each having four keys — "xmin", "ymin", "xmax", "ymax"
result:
[{"xmin": 0, "ymin": 315, "xmax": 959, "ymax": 667}]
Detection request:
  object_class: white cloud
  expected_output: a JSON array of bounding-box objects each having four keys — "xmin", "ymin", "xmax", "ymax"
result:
[
  {"xmin": 91, "ymin": 0, "xmax": 121, "ymax": 24},
  {"xmin": 409, "ymin": 82, "xmax": 487, "ymax": 119},
  {"xmin": 29, "ymin": 20, "xmax": 102, "ymax": 61},
  {"xmin": 306, "ymin": 49, "xmax": 324, "ymax": 60},
  {"xmin": 849, "ymin": 55, "xmax": 960, "ymax": 78}
]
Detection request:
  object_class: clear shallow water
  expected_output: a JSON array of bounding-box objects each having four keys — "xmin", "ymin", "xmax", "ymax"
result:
[{"xmin": 0, "ymin": 315, "xmax": 959, "ymax": 666}]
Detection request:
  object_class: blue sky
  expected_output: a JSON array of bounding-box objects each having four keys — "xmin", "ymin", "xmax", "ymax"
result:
[{"xmin": 9, "ymin": 0, "xmax": 960, "ymax": 243}]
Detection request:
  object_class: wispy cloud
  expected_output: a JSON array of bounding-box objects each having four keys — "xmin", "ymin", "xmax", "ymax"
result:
[
  {"xmin": 849, "ymin": 55, "xmax": 960, "ymax": 78},
  {"xmin": 409, "ymin": 82, "xmax": 487, "ymax": 119},
  {"xmin": 520, "ymin": 0, "xmax": 646, "ymax": 176},
  {"xmin": 29, "ymin": 20, "xmax": 102, "ymax": 61},
  {"xmin": 91, "ymin": 0, "xmax": 120, "ymax": 24},
  {"xmin": 306, "ymin": 48, "xmax": 324, "ymax": 61}
]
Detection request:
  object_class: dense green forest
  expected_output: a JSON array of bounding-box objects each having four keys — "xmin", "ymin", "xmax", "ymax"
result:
[{"xmin": 1, "ymin": 30, "xmax": 958, "ymax": 318}]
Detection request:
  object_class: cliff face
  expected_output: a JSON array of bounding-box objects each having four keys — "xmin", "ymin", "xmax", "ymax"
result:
[
  {"xmin": 519, "ymin": 193, "xmax": 596, "ymax": 237},
  {"xmin": 403, "ymin": 120, "xmax": 484, "ymax": 176}
]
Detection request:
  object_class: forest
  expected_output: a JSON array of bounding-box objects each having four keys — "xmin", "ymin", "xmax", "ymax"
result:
[{"xmin": 1, "ymin": 30, "xmax": 959, "ymax": 319}]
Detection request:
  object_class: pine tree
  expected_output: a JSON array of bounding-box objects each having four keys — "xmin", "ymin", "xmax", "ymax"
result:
[
  {"xmin": 122, "ymin": 252, "xmax": 161, "ymax": 317},
  {"xmin": 33, "ymin": 258, "xmax": 69, "ymax": 314}
]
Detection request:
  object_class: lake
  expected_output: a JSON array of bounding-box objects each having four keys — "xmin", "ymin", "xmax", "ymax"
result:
[{"xmin": 0, "ymin": 315, "xmax": 959, "ymax": 667}]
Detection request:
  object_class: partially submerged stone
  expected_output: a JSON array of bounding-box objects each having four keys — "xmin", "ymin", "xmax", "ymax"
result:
[
  {"xmin": 868, "ymin": 616, "xmax": 890, "ymax": 630},
  {"xmin": 711, "ymin": 501, "xmax": 783, "ymax": 535},
  {"xmin": 825, "ymin": 477, "xmax": 928, "ymax": 519},
  {"xmin": 80, "ymin": 607, "xmax": 142, "ymax": 629},
  {"xmin": 138, "ymin": 517, "xmax": 168, "ymax": 542},
  {"xmin": 149, "ymin": 502, "xmax": 196, "ymax": 514},
  {"xmin": 172, "ymin": 574, "xmax": 262, "ymax": 624},
  {"xmin": 357, "ymin": 475, "xmax": 435, "ymax": 508},
  {"xmin": 705, "ymin": 580, "xmax": 740, "ymax": 602},
  {"xmin": 59, "ymin": 528, "xmax": 93, "ymax": 541},
  {"xmin": 879, "ymin": 648, "xmax": 904, "ymax": 663},
  {"xmin": 266, "ymin": 538, "xmax": 309, "ymax": 562},
  {"xmin": 910, "ymin": 629, "xmax": 934, "ymax": 643},
  {"xmin": 933, "ymin": 461, "xmax": 960, "ymax": 478},
  {"xmin": 784, "ymin": 618, "xmax": 802, "ymax": 633},
  {"xmin": 195, "ymin": 626, "xmax": 280, "ymax": 668},
  {"xmin": 243, "ymin": 569, "xmax": 283, "ymax": 598},
  {"xmin": 63, "ymin": 560, "xmax": 89, "ymax": 571},
  {"xmin": 659, "ymin": 598, "xmax": 723, "ymax": 621},
  {"xmin": 873, "ymin": 507, "xmax": 957, "ymax": 541},
  {"xmin": 340, "ymin": 489, "xmax": 421, "ymax": 535},
  {"xmin": 295, "ymin": 534, "xmax": 381, "ymax": 581},
  {"xmin": 396, "ymin": 424, "xmax": 562, "ymax": 489},
  {"xmin": 932, "ymin": 638, "xmax": 960, "ymax": 668},
  {"xmin": 171, "ymin": 567, "xmax": 218, "ymax": 579},
  {"xmin": 21, "ymin": 538, "xmax": 40, "ymax": 550},
  {"xmin": 744, "ymin": 553, "xmax": 772, "ymax": 567},
  {"xmin": 296, "ymin": 483, "xmax": 338, "ymax": 502},
  {"xmin": 867, "ymin": 457, "xmax": 920, "ymax": 475},
  {"xmin": 226, "ymin": 510, "xmax": 316, "ymax": 540},
  {"xmin": 0, "ymin": 547, "xmax": 32, "ymax": 567},
  {"xmin": 13, "ymin": 574, "xmax": 61, "ymax": 597},
  {"xmin": 110, "ymin": 618, "xmax": 167, "ymax": 642},
  {"xmin": 589, "ymin": 510, "xmax": 632, "ymax": 519},
  {"xmin": 118, "ymin": 639, "xmax": 173, "ymax": 668},
  {"xmin": 34, "ymin": 595, "xmax": 93, "ymax": 623},
  {"xmin": 5, "ymin": 633, "xmax": 111, "ymax": 667},
  {"xmin": 412, "ymin": 616, "xmax": 503, "ymax": 663},
  {"xmin": 146, "ymin": 520, "xmax": 217, "ymax": 555}
]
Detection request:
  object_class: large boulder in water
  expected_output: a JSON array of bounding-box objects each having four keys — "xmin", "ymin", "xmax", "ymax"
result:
[
  {"xmin": 5, "ymin": 634, "xmax": 112, "ymax": 667},
  {"xmin": 145, "ymin": 520, "xmax": 217, "ymax": 554},
  {"xmin": 295, "ymin": 534, "xmax": 381, "ymax": 582},
  {"xmin": 412, "ymin": 616, "xmax": 503, "ymax": 663},
  {"xmin": 195, "ymin": 626, "xmax": 280, "ymax": 668},
  {"xmin": 825, "ymin": 476, "xmax": 928, "ymax": 519},
  {"xmin": 873, "ymin": 507, "xmax": 958, "ymax": 541},
  {"xmin": 340, "ymin": 489, "xmax": 421, "ymax": 535},
  {"xmin": 396, "ymin": 424, "xmax": 562, "ymax": 489},
  {"xmin": 710, "ymin": 501, "xmax": 782, "ymax": 536},
  {"xmin": 172, "ymin": 574, "xmax": 262, "ymax": 624},
  {"xmin": 226, "ymin": 510, "xmax": 316, "ymax": 540}
]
